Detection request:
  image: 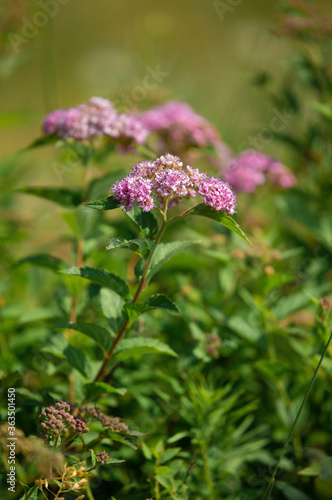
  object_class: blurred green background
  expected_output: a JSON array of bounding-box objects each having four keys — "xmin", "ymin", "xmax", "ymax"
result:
[{"xmin": 2, "ymin": 0, "xmax": 330, "ymax": 155}]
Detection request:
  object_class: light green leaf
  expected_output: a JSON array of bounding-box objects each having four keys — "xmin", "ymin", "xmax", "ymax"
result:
[
  {"xmin": 159, "ymin": 447, "xmax": 182, "ymax": 464},
  {"xmin": 83, "ymin": 382, "xmax": 126, "ymax": 400},
  {"xmin": 54, "ymin": 322, "xmax": 113, "ymax": 351},
  {"xmin": 122, "ymin": 294, "xmax": 179, "ymax": 324},
  {"xmin": 155, "ymin": 465, "xmax": 170, "ymax": 475},
  {"xmin": 114, "ymin": 337, "xmax": 178, "ymax": 361},
  {"xmin": 124, "ymin": 204, "xmax": 158, "ymax": 238},
  {"xmin": 14, "ymin": 253, "xmax": 66, "ymax": 271},
  {"xmin": 61, "ymin": 267, "xmax": 129, "ymax": 299},
  {"xmin": 107, "ymin": 237, "xmax": 155, "ymax": 260},
  {"xmin": 84, "ymin": 196, "xmax": 120, "ymax": 211},
  {"xmin": 100, "ymin": 288, "xmax": 125, "ymax": 332},
  {"xmin": 17, "ymin": 186, "xmax": 83, "ymax": 208},
  {"xmin": 298, "ymin": 463, "xmax": 321, "ymax": 477},
  {"xmin": 147, "ymin": 241, "xmax": 197, "ymax": 282},
  {"xmin": 188, "ymin": 204, "xmax": 251, "ymax": 243}
]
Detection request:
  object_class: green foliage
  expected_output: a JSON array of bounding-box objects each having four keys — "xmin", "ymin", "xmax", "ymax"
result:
[
  {"xmin": 114, "ymin": 337, "xmax": 178, "ymax": 360},
  {"xmin": 61, "ymin": 266, "xmax": 130, "ymax": 299},
  {"xmin": 188, "ymin": 204, "xmax": 251, "ymax": 243},
  {"xmin": 122, "ymin": 294, "xmax": 179, "ymax": 324},
  {"xmin": 17, "ymin": 186, "xmax": 83, "ymax": 208}
]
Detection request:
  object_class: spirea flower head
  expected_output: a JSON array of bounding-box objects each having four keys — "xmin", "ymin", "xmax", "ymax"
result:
[
  {"xmin": 42, "ymin": 97, "xmax": 149, "ymax": 145},
  {"xmin": 39, "ymin": 401, "xmax": 89, "ymax": 443},
  {"xmin": 223, "ymin": 150, "xmax": 296, "ymax": 193},
  {"xmin": 96, "ymin": 451, "xmax": 110, "ymax": 465},
  {"xmin": 111, "ymin": 153, "xmax": 237, "ymax": 215},
  {"xmin": 140, "ymin": 101, "xmax": 222, "ymax": 152},
  {"xmin": 79, "ymin": 405, "xmax": 129, "ymax": 434}
]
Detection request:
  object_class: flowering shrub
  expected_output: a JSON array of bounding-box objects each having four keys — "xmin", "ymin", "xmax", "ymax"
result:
[{"xmin": 2, "ymin": 2, "xmax": 332, "ymax": 499}]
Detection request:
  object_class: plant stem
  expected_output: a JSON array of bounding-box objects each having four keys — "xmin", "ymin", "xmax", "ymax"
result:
[
  {"xmin": 262, "ymin": 329, "xmax": 332, "ymax": 500},
  {"xmin": 24, "ymin": 484, "xmax": 38, "ymax": 500},
  {"xmin": 201, "ymin": 445, "xmax": 215, "ymax": 499},
  {"xmin": 94, "ymin": 218, "xmax": 168, "ymax": 383}
]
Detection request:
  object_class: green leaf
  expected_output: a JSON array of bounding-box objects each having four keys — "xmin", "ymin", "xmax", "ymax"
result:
[
  {"xmin": 83, "ymin": 382, "xmax": 127, "ymax": 400},
  {"xmin": 155, "ymin": 465, "xmax": 170, "ymax": 475},
  {"xmin": 122, "ymin": 294, "xmax": 179, "ymax": 324},
  {"xmin": 147, "ymin": 241, "xmax": 197, "ymax": 282},
  {"xmin": 107, "ymin": 237, "xmax": 155, "ymax": 260},
  {"xmin": 54, "ymin": 322, "xmax": 113, "ymax": 351},
  {"xmin": 124, "ymin": 205, "xmax": 158, "ymax": 238},
  {"xmin": 114, "ymin": 337, "xmax": 178, "ymax": 361},
  {"xmin": 156, "ymin": 475, "xmax": 173, "ymax": 490},
  {"xmin": 188, "ymin": 204, "xmax": 251, "ymax": 243},
  {"xmin": 298, "ymin": 462, "xmax": 321, "ymax": 477},
  {"xmin": 63, "ymin": 345, "xmax": 92, "ymax": 378},
  {"xmin": 167, "ymin": 432, "xmax": 189, "ymax": 444},
  {"xmin": 100, "ymin": 289, "xmax": 125, "ymax": 332},
  {"xmin": 17, "ymin": 186, "xmax": 83, "ymax": 208},
  {"xmin": 25, "ymin": 135, "xmax": 58, "ymax": 149},
  {"xmin": 14, "ymin": 253, "xmax": 66, "ymax": 271},
  {"xmin": 61, "ymin": 267, "xmax": 129, "ymax": 299},
  {"xmin": 159, "ymin": 447, "xmax": 182, "ymax": 464},
  {"xmin": 84, "ymin": 196, "xmax": 120, "ymax": 211}
]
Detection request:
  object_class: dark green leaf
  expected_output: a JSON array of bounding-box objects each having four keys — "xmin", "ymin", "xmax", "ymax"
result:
[
  {"xmin": 54, "ymin": 321, "xmax": 113, "ymax": 351},
  {"xmin": 25, "ymin": 135, "xmax": 58, "ymax": 150},
  {"xmin": 17, "ymin": 186, "xmax": 83, "ymax": 208},
  {"xmin": 114, "ymin": 337, "xmax": 178, "ymax": 361},
  {"xmin": 188, "ymin": 204, "xmax": 251, "ymax": 243},
  {"xmin": 107, "ymin": 237, "xmax": 155, "ymax": 260},
  {"xmin": 61, "ymin": 267, "xmax": 129, "ymax": 299},
  {"xmin": 124, "ymin": 204, "xmax": 158, "ymax": 238},
  {"xmin": 14, "ymin": 253, "xmax": 66, "ymax": 271},
  {"xmin": 84, "ymin": 196, "xmax": 120, "ymax": 211},
  {"xmin": 147, "ymin": 241, "xmax": 197, "ymax": 282},
  {"xmin": 83, "ymin": 382, "xmax": 126, "ymax": 400},
  {"xmin": 63, "ymin": 345, "xmax": 92, "ymax": 378},
  {"xmin": 122, "ymin": 294, "xmax": 179, "ymax": 324}
]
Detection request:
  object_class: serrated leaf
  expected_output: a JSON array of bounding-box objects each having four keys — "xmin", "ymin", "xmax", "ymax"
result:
[
  {"xmin": 54, "ymin": 322, "xmax": 113, "ymax": 351},
  {"xmin": 63, "ymin": 345, "xmax": 92, "ymax": 378},
  {"xmin": 114, "ymin": 337, "xmax": 178, "ymax": 361},
  {"xmin": 61, "ymin": 267, "xmax": 129, "ymax": 299},
  {"xmin": 124, "ymin": 205, "xmax": 158, "ymax": 238},
  {"xmin": 188, "ymin": 204, "xmax": 251, "ymax": 243},
  {"xmin": 83, "ymin": 382, "xmax": 126, "ymax": 400},
  {"xmin": 122, "ymin": 294, "xmax": 179, "ymax": 324},
  {"xmin": 147, "ymin": 241, "xmax": 197, "ymax": 282},
  {"xmin": 17, "ymin": 186, "xmax": 83, "ymax": 208},
  {"xmin": 84, "ymin": 196, "xmax": 120, "ymax": 211},
  {"xmin": 14, "ymin": 253, "xmax": 66, "ymax": 271},
  {"xmin": 107, "ymin": 237, "xmax": 155, "ymax": 260}
]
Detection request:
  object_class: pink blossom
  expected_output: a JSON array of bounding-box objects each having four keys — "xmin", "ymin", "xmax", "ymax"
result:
[
  {"xmin": 223, "ymin": 150, "xmax": 296, "ymax": 192},
  {"xmin": 111, "ymin": 154, "xmax": 237, "ymax": 215}
]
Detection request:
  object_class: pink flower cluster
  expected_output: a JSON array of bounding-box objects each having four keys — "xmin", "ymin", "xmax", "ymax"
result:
[
  {"xmin": 140, "ymin": 101, "xmax": 221, "ymax": 152},
  {"xmin": 111, "ymin": 154, "xmax": 237, "ymax": 215},
  {"xmin": 223, "ymin": 151, "xmax": 297, "ymax": 193},
  {"xmin": 43, "ymin": 97, "xmax": 148, "ymax": 144},
  {"xmin": 39, "ymin": 401, "xmax": 89, "ymax": 442}
]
